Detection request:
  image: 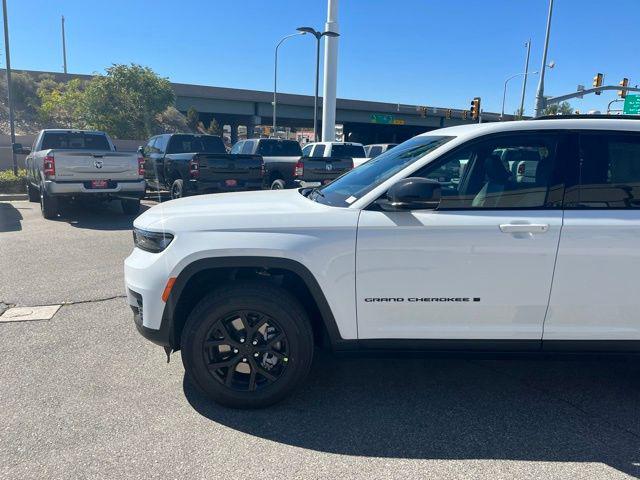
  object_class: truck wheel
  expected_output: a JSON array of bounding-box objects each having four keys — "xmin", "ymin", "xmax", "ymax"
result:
[
  {"xmin": 170, "ymin": 179, "xmax": 185, "ymax": 199},
  {"xmin": 121, "ymin": 199, "xmax": 141, "ymax": 215},
  {"xmin": 40, "ymin": 188, "xmax": 58, "ymax": 219},
  {"xmin": 27, "ymin": 183, "xmax": 40, "ymax": 202},
  {"xmin": 270, "ymin": 179, "xmax": 286, "ymax": 190},
  {"xmin": 181, "ymin": 281, "xmax": 314, "ymax": 408}
]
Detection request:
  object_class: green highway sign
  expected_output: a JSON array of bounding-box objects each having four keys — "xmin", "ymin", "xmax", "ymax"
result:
[
  {"xmin": 370, "ymin": 114, "xmax": 405, "ymax": 125},
  {"xmin": 623, "ymin": 95, "xmax": 640, "ymax": 114}
]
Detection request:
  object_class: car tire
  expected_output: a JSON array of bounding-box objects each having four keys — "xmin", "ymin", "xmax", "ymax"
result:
[
  {"xmin": 40, "ymin": 187, "xmax": 59, "ymax": 219},
  {"xmin": 270, "ymin": 179, "xmax": 286, "ymax": 190},
  {"xmin": 27, "ymin": 183, "xmax": 40, "ymax": 202},
  {"xmin": 121, "ymin": 199, "xmax": 141, "ymax": 215},
  {"xmin": 181, "ymin": 281, "xmax": 314, "ymax": 408},
  {"xmin": 170, "ymin": 178, "xmax": 186, "ymax": 199}
]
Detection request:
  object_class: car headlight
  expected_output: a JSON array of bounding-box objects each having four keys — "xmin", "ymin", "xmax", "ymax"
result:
[{"xmin": 133, "ymin": 228, "xmax": 174, "ymax": 253}]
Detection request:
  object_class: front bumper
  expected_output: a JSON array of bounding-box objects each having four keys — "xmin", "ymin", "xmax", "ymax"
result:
[{"xmin": 44, "ymin": 179, "xmax": 146, "ymax": 199}]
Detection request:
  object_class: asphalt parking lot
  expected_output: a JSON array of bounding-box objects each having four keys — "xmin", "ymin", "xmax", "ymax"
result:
[{"xmin": 1, "ymin": 199, "xmax": 640, "ymax": 479}]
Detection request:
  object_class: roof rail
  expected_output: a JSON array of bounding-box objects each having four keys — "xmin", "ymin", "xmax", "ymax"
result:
[{"xmin": 531, "ymin": 114, "xmax": 640, "ymax": 121}]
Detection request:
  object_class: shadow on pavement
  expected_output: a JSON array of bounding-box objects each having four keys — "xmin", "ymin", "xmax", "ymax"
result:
[
  {"xmin": 184, "ymin": 352, "xmax": 640, "ymax": 477},
  {"xmin": 0, "ymin": 202, "xmax": 23, "ymax": 232},
  {"xmin": 53, "ymin": 200, "xmax": 153, "ymax": 231}
]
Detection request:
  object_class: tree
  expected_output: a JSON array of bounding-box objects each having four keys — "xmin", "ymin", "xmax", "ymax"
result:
[
  {"xmin": 543, "ymin": 101, "xmax": 573, "ymax": 116},
  {"xmin": 186, "ymin": 107, "xmax": 199, "ymax": 132},
  {"xmin": 156, "ymin": 106, "xmax": 190, "ymax": 133},
  {"xmin": 83, "ymin": 64, "xmax": 174, "ymax": 139},
  {"xmin": 206, "ymin": 117, "xmax": 220, "ymax": 135},
  {"xmin": 38, "ymin": 78, "xmax": 88, "ymax": 128}
]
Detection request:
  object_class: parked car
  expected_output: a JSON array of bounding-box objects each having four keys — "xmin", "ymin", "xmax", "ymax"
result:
[
  {"xmin": 364, "ymin": 143, "xmax": 397, "ymax": 159},
  {"xmin": 126, "ymin": 116, "xmax": 640, "ymax": 408},
  {"xmin": 25, "ymin": 129, "xmax": 145, "ymax": 218},
  {"xmin": 293, "ymin": 155, "xmax": 353, "ymax": 188},
  {"xmin": 230, "ymin": 138, "xmax": 302, "ymax": 190},
  {"xmin": 141, "ymin": 134, "xmax": 263, "ymax": 199},
  {"xmin": 302, "ymin": 141, "xmax": 368, "ymax": 167}
]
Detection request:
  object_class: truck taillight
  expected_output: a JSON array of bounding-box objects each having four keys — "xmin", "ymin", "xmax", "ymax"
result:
[
  {"xmin": 189, "ymin": 158, "xmax": 200, "ymax": 179},
  {"xmin": 137, "ymin": 155, "xmax": 145, "ymax": 176},
  {"xmin": 43, "ymin": 155, "xmax": 55, "ymax": 177},
  {"xmin": 294, "ymin": 161, "xmax": 304, "ymax": 177}
]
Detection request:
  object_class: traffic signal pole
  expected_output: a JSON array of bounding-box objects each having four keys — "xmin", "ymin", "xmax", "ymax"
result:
[{"xmin": 544, "ymin": 85, "xmax": 640, "ymax": 107}]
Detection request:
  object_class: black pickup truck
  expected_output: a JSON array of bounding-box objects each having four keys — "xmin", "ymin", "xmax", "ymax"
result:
[
  {"xmin": 141, "ymin": 134, "xmax": 263, "ymax": 199},
  {"xmin": 293, "ymin": 156, "xmax": 354, "ymax": 188}
]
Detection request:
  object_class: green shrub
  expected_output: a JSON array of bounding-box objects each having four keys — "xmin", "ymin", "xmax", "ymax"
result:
[{"xmin": 0, "ymin": 169, "xmax": 27, "ymax": 194}]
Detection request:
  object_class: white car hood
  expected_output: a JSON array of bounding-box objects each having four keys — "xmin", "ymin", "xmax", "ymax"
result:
[{"xmin": 134, "ymin": 189, "xmax": 356, "ymax": 232}]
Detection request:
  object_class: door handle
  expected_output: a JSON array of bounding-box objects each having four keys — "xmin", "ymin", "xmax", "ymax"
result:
[{"xmin": 499, "ymin": 223, "xmax": 549, "ymax": 234}]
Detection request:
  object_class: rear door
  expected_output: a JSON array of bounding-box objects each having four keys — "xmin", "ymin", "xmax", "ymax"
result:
[
  {"xmin": 544, "ymin": 130, "xmax": 640, "ymax": 344},
  {"xmin": 356, "ymin": 131, "xmax": 568, "ymax": 342}
]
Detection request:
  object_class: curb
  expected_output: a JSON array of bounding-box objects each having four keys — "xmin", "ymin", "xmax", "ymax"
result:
[{"xmin": 0, "ymin": 193, "xmax": 28, "ymax": 201}]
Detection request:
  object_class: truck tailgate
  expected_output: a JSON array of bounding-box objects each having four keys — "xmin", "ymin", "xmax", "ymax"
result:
[
  {"xmin": 51, "ymin": 150, "xmax": 139, "ymax": 181},
  {"xmin": 296, "ymin": 156, "xmax": 353, "ymax": 184},
  {"xmin": 197, "ymin": 153, "xmax": 263, "ymax": 181}
]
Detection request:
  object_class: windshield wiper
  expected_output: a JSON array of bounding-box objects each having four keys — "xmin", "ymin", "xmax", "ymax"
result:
[{"xmin": 310, "ymin": 187, "xmax": 325, "ymax": 199}]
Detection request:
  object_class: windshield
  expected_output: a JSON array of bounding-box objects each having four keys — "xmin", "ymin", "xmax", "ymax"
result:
[
  {"xmin": 166, "ymin": 135, "xmax": 226, "ymax": 154},
  {"xmin": 308, "ymin": 135, "xmax": 454, "ymax": 207},
  {"xmin": 256, "ymin": 139, "xmax": 302, "ymax": 156},
  {"xmin": 41, "ymin": 132, "xmax": 111, "ymax": 150},
  {"xmin": 332, "ymin": 144, "xmax": 366, "ymax": 158}
]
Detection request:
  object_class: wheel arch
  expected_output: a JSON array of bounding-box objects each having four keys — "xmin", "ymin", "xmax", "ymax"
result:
[{"xmin": 163, "ymin": 256, "xmax": 346, "ymax": 351}]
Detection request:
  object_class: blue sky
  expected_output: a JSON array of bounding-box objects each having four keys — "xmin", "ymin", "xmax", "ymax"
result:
[{"xmin": 5, "ymin": 0, "xmax": 640, "ymax": 115}]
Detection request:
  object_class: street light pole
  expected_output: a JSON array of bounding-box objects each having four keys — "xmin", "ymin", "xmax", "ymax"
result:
[
  {"xmin": 273, "ymin": 32, "xmax": 304, "ymax": 136},
  {"xmin": 503, "ymin": 71, "xmax": 539, "ymax": 120},
  {"xmin": 321, "ymin": 0, "xmax": 339, "ymax": 141},
  {"xmin": 518, "ymin": 39, "xmax": 531, "ymax": 118},
  {"xmin": 61, "ymin": 15, "xmax": 67, "ymax": 74},
  {"xmin": 297, "ymin": 27, "xmax": 339, "ymax": 142},
  {"xmin": 2, "ymin": 0, "xmax": 16, "ymax": 175},
  {"xmin": 534, "ymin": 0, "xmax": 554, "ymax": 117}
]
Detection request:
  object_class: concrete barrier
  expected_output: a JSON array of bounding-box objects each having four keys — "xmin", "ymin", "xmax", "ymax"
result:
[{"xmin": 0, "ymin": 134, "xmax": 145, "ymax": 171}]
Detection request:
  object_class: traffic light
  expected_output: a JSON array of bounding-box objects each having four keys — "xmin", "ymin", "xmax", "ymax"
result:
[
  {"xmin": 593, "ymin": 73, "xmax": 604, "ymax": 95},
  {"xmin": 418, "ymin": 106, "xmax": 427, "ymax": 118},
  {"xmin": 619, "ymin": 78, "xmax": 629, "ymax": 98},
  {"xmin": 462, "ymin": 110, "xmax": 468, "ymax": 120},
  {"xmin": 445, "ymin": 109, "xmax": 452, "ymax": 119},
  {"xmin": 470, "ymin": 97, "xmax": 481, "ymax": 121}
]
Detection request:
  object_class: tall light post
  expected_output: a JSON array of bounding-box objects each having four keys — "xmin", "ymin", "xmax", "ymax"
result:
[
  {"xmin": 273, "ymin": 31, "xmax": 305, "ymax": 136},
  {"xmin": 502, "ymin": 71, "xmax": 539, "ymax": 119},
  {"xmin": 297, "ymin": 26, "xmax": 339, "ymax": 142},
  {"xmin": 518, "ymin": 40, "xmax": 531, "ymax": 118},
  {"xmin": 534, "ymin": 0, "xmax": 554, "ymax": 117},
  {"xmin": 61, "ymin": 15, "xmax": 67, "ymax": 74},
  {"xmin": 321, "ymin": 0, "xmax": 339, "ymax": 141},
  {"xmin": 2, "ymin": 0, "xmax": 16, "ymax": 175}
]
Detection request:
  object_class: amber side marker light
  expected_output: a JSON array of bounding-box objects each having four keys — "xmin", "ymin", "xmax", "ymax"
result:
[{"xmin": 162, "ymin": 277, "xmax": 177, "ymax": 302}]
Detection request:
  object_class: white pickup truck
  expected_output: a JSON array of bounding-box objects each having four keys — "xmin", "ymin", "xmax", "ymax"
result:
[
  {"xmin": 126, "ymin": 117, "xmax": 640, "ymax": 408},
  {"xmin": 25, "ymin": 129, "xmax": 145, "ymax": 218},
  {"xmin": 302, "ymin": 141, "xmax": 369, "ymax": 167}
]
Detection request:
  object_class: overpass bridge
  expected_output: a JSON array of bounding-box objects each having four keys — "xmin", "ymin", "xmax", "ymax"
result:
[{"xmin": 15, "ymin": 70, "xmax": 512, "ymax": 144}]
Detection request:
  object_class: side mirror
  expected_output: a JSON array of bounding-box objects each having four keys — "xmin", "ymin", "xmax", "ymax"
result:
[
  {"xmin": 385, "ymin": 177, "xmax": 441, "ymax": 210},
  {"xmin": 12, "ymin": 143, "xmax": 30, "ymax": 155}
]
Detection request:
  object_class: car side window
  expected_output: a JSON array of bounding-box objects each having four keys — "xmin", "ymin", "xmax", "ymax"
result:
[
  {"xmin": 369, "ymin": 146, "xmax": 383, "ymax": 158},
  {"xmin": 412, "ymin": 133, "xmax": 563, "ymax": 209},
  {"xmin": 312, "ymin": 145, "xmax": 326, "ymax": 157},
  {"xmin": 156, "ymin": 135, "xmax": 168, "ymax": 154},
  {"xmin": 564, "ymin": 132, "xmax": 640, "ymax": 208},
  {"xmin": 241, "ymin": 141, "xmax": 254, "ymax": 154},
  {"xmin": 301, "ymin": 144, "xmax": 313, "ymax": 156},
  {"xmin": 230, "ymin": 141, "xmax": 243, "ymax": 154},
  {"xmin": 144, "ymin": 137, "xmax": 157, "ymax": 155}
]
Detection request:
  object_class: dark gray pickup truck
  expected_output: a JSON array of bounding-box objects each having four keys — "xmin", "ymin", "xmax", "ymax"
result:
[{"xmin": 141, "ymin": 134, "xmax": 264, "ymax": 199}]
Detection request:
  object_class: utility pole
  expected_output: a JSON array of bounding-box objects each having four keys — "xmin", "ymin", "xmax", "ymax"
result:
[
  {"xmin": 61, "ymin": 15, "xmax": 67, "ymax": 74},
  {"xmin": 2, "ymin": 0, "xmax": 16, "ymax": 175},
  {"xmin": 321, "ymin": 0, "xmax": 339, "ymax": 141},
  {"xmin": 534, "ymin": 0, "xmax": 554, "ymax": 117},
  {"xmin": 519, "ymin": 39, "xmax": 531, "ymax": 118}
]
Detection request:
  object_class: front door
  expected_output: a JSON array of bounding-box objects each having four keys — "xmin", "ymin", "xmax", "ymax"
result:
[{"xmin": 356, "ymin": 132, "xmax": 568, "ymax": 342}]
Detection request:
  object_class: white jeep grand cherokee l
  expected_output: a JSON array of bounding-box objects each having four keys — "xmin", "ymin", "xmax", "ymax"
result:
[{"xmin": 125, "ymin": 117, "xmax": 640, "ymax": 408}]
